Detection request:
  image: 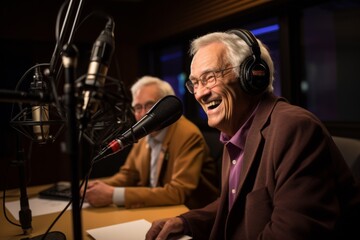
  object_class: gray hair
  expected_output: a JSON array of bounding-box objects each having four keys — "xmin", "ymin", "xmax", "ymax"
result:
[
  {"xmin": 189, "ymin": 31, "xmax": 274, "ymax": 93},
  {"xmin": 130, "ymin": 75, "xmax": 175, "ymax": 98}
]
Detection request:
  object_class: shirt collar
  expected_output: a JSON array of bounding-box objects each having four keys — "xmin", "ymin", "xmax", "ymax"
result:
[
  {"xmin": 220, "ymin": 101, "xmax": 260, "ymax": 149},
  {"xmin": 147, "ymin": 127, "xmax": 168, "ymax": 148}
]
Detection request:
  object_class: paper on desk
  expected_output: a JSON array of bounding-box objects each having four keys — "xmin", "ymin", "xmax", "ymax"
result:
[
  {"xmin": 5, "ymin": 197, "xmax": 89, "ymax": 220},
  {"xmin": 87, "ymin": 219, "xmax": 192, "ymax": 240}
]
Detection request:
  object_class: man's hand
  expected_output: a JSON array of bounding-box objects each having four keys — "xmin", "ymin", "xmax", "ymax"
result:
[
  {"xmin": 81, "ymin": 180, "xmax": 114, "ymax": 207},
  {"xmin": 145, "ymin": 217, "xmax": 184, "ymax": 240}
]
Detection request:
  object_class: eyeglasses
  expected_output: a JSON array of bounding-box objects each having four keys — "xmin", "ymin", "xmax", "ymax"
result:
[
  {"xmin": 185, "ymin": 66, "xmax": 238, "ymax": 94},
  {"xmin": 132, "ymin": 101, "xmax": 156, "ymax": 113}
]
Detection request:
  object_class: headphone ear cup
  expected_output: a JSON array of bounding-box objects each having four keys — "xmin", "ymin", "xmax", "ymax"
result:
[
  {"xmin": 228, "ymin": 29, "xmax": 270, "ymax": 95},
  {"xmin": 239, "ymin": 56, "xmax": 270, "ymax": 95},
  {"xmin": 239, "ymin": 56, "xmax": 254, "ymax": 94}
]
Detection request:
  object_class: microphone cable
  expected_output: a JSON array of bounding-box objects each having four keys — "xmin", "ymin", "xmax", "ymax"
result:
[
  {"xmin": 38, "ymin": 178, "xmax": 87, "ymax": 240},
  {"xmin": 39, "ymin": 152, "xmax": 99, "ymax": 240}
]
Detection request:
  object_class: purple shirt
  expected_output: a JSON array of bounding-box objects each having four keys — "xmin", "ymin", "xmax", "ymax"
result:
[{"xmin": 220, "ymin": 104, "xmax": 258, "ymax": 211}]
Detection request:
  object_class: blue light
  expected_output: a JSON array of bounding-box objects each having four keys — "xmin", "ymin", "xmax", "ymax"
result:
[
  {"xmin": 251, "ymin": 24, "xmax": 279, "ymax": 36},
  {"xmin": 160, "ymin": 52, "xmax": 183, "ymax": 62},
  {"xmin": 177, "ymin": 72, "xmax": 187, "ymax": 96}
]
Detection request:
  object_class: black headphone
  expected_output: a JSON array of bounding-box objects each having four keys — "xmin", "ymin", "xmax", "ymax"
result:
[{"xmin": 228, "ymin": 29, "xmax": 270, "ymax": 95}]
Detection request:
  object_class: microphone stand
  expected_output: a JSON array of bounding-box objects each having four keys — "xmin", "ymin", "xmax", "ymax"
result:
[
  {"xmin": 62, "ymin": 43, "xmax": 83, "ymax": 240},
  {"xmin": 13, "ymin": 135, "xmax": 32, "ymax": 235}
]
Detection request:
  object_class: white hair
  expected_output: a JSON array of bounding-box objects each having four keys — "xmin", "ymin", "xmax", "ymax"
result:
[
  {"xmin": 189, "ymin": 31, "xmax": 275, "ymax": 93},
  {"xmin": 130, "ymin": 75, "xmax": 175, "ymax": 98}
]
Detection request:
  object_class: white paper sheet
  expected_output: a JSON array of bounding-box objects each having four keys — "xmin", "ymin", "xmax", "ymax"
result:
[
  {"xmin": 5, "ymin": 197, "xmax": 89, "ymax": 220},
  {"xmin": 86, "ymin": 219, "xmax": 192, "ymax": 240}
]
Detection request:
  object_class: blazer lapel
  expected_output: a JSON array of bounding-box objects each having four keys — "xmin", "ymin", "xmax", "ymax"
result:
[
  {"xmin": 152, "ymin": 120, "xmax": 177, "ymax": 186},
  {"xmin": 233, "ymin": 93, "xmax": 286, "ymax": 203},
  {"xmin": 155, "ymin": 146, "xmax": 169, "ymax": 186},
  {"xmin": 141, "ymin": 141, "xmax": 151, "ymax": 186}
]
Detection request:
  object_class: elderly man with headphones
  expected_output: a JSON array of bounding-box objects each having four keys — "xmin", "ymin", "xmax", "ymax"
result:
[{"xmin": 145, "ymin": 29, "xmax": 360, "ymax": 240}]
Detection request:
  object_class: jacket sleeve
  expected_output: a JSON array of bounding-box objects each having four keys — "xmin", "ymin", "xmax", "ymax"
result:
[
  {"xmin": 102, "ymin": 142, "xmax": 144, "ymax": 187},
  {"xmin": 180, "ymin": 199, "xmax": 219, "ymax": 240}
]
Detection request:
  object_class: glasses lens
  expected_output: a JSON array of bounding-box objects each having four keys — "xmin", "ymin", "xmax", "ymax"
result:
[
  {"xmin": 133, "ymin": 105, "xmax": 142, "ymax": 113},
  {"xmin": 133, "ymin": 101, "xmax": 155, "ymax": 113},
  {"xmin": 185, "ymin": 81, "xmax": 194, "ymax": 94},
  {"xmin": 144, "ymin": 102, "xmax": 155, "ymax": 111},
  {"xmin": 205, "ymin": 72, "xmax": 216, "ymax": 88}
]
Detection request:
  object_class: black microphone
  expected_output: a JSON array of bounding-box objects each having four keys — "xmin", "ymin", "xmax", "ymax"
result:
[
  {"xmin": 30, "ymin": 66, "xmax": 50, "ymax": 142},
  {"xmin": 93, "ymin": 95, "xmax": 183, "ymax": 162},
  {"xmin": 82, "ymin": 18, "xmax": 115, "ymax": 115}
]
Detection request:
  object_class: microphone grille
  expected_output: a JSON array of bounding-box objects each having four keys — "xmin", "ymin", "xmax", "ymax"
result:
[{"xmin": 150, "ymin": 95, "xmax": 183, "ymax": 130}]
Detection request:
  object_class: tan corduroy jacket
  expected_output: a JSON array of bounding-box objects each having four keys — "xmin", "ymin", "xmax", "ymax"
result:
[{"xmin": 103, "ymin": 116, "xmax": 220, "ymax": 209}]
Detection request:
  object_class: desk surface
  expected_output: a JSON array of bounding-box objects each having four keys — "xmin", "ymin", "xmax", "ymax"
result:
[{"xmin": 1, "ymin": 184, "xmax": 189, "ymax": 240}]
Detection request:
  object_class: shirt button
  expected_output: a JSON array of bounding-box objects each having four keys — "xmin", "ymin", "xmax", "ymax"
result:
[
  {"xmin": 231, "ymin": 189, "xmax": 236, "ymax": 194},
  {"xmin": 232, "ymin": 160, "xmax": 237, "ymax": 165}
]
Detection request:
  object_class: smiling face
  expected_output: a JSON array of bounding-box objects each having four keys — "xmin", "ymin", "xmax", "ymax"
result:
[{"xmin": 190, "ymin": 42, "xmax": 259, "ymax": 136}]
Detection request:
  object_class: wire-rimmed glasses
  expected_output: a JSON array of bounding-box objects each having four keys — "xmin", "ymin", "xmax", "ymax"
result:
[
  {"xmin": 185, "ymin": 66, "xmax": 238, "ymax": 94},
  {"xmin": 132, "ymin": 101, "xmax": 156, "ymax": 114}
]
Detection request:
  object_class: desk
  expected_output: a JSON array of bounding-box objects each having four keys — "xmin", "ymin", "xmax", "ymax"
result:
[{"xmin": 1, "ymin": 184, "xmax": 189, "ymax": 240}]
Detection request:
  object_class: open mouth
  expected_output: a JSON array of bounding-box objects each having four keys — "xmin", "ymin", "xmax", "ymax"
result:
[{"xmin": 206, "ymin": 100, "xmax": 221, "ymax": 110}]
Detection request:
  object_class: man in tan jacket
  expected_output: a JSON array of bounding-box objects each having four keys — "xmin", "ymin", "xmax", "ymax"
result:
[{"xmin": 81, "ymin": 76, "xmax": 219, "ymax": 209}]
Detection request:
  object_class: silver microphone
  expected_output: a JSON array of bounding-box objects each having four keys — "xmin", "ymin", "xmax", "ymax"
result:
[
  {"xmin": 82, "ymin": 18, "xmax": 115, "ymax": 115},
  {"xmin": 31, "ymin": 67, "xmax": 49, "ymax": 142}
]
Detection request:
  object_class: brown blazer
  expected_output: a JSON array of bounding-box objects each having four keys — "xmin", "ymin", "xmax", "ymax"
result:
[
  {"xmin": 181, "ymin": 93, "xmax": 360, "ymax": 240},
  {"xmin": 103, "ymin": 116, "xmax": 219, "ymax": 209}
]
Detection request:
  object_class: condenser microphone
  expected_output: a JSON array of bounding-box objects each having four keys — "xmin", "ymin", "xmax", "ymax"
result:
[
  {"xmin": 82, "ymin": 18, "xmax": 115, "ymax": 115},
  {"xmin": 93, "ymin": 95, "xmax": 183, "ymax": 162},
  {"xmin": 31, "ymin": 67, "xmax": 50, "ymax": 142}
]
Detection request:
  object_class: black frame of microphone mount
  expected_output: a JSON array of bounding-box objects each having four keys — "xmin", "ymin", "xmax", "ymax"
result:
[
  {"xmin": 1, "ymin": 0, "xmax": 136, "ymax": 238},
  {"xmin": 0, "ymin": 0, "xmax": 85, "ymax": 239}
]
